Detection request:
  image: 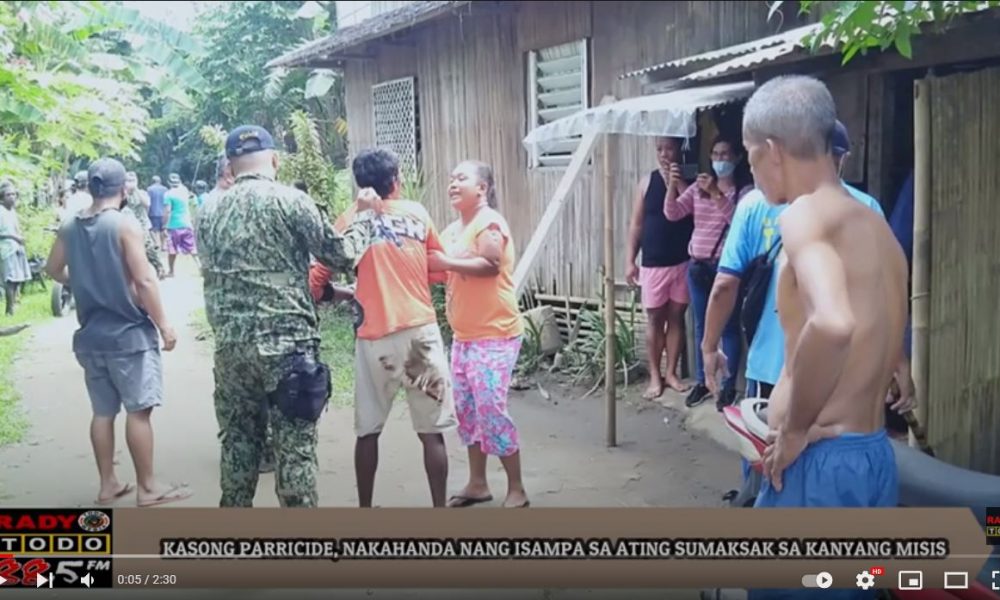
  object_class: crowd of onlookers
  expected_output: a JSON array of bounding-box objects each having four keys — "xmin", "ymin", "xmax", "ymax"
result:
[
  {"xmin": 0, "ymin": 169, "xmax": 214, "ymax": 319},
  {"xmin": 627, "ymin": 117, "xmax": 917, "ymax": 446}
]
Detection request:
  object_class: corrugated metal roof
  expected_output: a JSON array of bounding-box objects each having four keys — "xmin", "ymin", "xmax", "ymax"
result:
[
  {"xmin": 619, "ymin": 23, "xmax": 822, "ymax": 80},
  {"xmin": 267, "ymin": 0, "xmax": 472, "ymax": 69},
  {"xmin": 679, "ymin": 39, "xmax": 813, "ymax": 82}
]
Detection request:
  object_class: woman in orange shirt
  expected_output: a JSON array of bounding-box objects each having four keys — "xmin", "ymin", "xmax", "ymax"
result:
[{"xmin": 429, "ymin": 160, "xmax": 528, "ymax": 508}]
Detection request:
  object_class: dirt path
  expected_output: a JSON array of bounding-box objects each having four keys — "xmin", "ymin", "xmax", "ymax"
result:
[{"xmin": 0, "ymin": 264, "xmax": 739, "ymax": 510}]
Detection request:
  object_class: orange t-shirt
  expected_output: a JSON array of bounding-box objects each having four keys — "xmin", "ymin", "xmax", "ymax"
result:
[
  {"xmin": 336, "ymin": 201, "xmax": 440, "ymax": 340},
  {"xmin": 440, "ymin": 208, "xmax": 524, "ymax": 342}
]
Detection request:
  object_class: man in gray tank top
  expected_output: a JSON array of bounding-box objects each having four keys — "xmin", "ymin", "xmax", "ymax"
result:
[{"xmin": 45, "ymin": 157, "xmax": 193, "ymax": 508}]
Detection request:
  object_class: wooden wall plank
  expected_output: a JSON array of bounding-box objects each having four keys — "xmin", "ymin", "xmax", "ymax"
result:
[{"xmin": 927, "ymin": 66, "xmax": 1000, "ymax": 474}]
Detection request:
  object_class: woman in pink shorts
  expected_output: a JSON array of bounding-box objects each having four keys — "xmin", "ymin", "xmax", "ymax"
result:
[{"xmin": 429, "ymin": 160, "xmax": 529, "ymax": 508}]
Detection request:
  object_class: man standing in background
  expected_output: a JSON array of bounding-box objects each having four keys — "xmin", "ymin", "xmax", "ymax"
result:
[
  {"xmin": 0, "ymin": 181, "xmax": 33, "ymax": 316},
  {"xmin": 123, "ymin": 172, "xmax": 164, "ymax": 279},
  {"xmin": 65, "ymin": 171, "xmax": 94, "ymax": 218},
  {"xmin": 146, "ymin": 175, "xmax": 167, "ymax": 248},
  {"xmin": 162, "ymin": 174, "xmax": 198, "ymax": 277}
]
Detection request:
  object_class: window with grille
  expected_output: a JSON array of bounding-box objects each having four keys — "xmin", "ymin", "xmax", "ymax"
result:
[
  {"xmin": 527, "ymin": 39, "xmax": 589, "ymax": 169},
  {"xmin": 372, "ymin": 76, "xmax": 420, "ymax": 176}
]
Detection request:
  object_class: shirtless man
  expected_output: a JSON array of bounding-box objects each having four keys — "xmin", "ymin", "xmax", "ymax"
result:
[{"xmin": 741, "ymin": 75, "xmax": 909, "ymax": 513}]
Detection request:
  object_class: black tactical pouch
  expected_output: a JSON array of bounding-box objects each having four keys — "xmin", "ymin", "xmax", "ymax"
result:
[{"xmin": 269, "ymin": 349, "xmax": 332, "ymax": 423}]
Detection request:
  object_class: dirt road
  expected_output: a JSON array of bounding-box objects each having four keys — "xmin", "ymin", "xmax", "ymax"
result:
[{"xmin": 0, "ymin": 266, "xmax": 738, "ymax": 509}]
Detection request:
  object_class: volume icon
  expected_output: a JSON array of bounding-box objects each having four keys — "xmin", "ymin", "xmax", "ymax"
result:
[{"xmin": 81, "ymin": 573, "xmax": 93, "ymax": 588}]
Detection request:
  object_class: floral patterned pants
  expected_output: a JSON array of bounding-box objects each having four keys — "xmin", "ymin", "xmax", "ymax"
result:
[{"xmin": 450, "ymin": 337, "xmax": 522, "ymax": 457}]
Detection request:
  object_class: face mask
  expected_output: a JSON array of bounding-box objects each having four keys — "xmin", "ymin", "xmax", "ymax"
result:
[{"xmin": 712, "ymin": 160, "xmax": 736, "ymax": 178}]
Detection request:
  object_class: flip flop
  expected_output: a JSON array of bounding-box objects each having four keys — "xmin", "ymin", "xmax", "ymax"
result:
[
  {"xmin": 447, "ymin": 494, "xmax": 493, "ymax": 508},
  {"xmin": 96, "ymin": 482, "xmax": 135, "ymax": 504},
  {"xmin": 504, "ymin": 500, "xmax": 531, "ymax": 508},
  {"xmin": 138, "ymin": 483, "xmax": 193, "ymax": 508}
]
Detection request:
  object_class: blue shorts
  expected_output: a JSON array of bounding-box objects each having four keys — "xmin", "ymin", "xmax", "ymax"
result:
[
  {"xmin": 755, "ymin": 429, "xmax": 898, "ymax": 508},
  {"xmin": 149, "ymin": 215, "xmax": 164, "ymax": 231},
  {"xmin": 747, "ymin": 430, "xmax": 897, "ymax": 600}
]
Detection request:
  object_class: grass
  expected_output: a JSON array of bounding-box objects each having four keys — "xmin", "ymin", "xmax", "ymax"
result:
[
  {"xmin": 189, "ymin": 304, "xmax": 358, "ymax": 408},
  {"xmin": 0, "ymin": 286, "xmax": 55, "ymax": 446}
]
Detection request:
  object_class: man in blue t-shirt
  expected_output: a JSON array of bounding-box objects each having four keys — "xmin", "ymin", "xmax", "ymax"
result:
[{"xmin": 699, "ymin": 120, "xmax": 888, "ymax": 487}]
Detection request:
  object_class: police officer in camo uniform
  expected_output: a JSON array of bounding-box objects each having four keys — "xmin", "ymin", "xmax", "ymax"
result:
[
  {"xmin": 121, "ymin": 171, "xmax": 164, "ymax": 278},
  {"xmin": 198, "ymin": 125, "xmax": 374, "ymax": 507}
]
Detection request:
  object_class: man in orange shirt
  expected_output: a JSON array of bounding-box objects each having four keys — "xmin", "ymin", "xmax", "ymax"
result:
[{"xmin": 340, "ymin": 148, "xmax": 457, "ymax": 508}]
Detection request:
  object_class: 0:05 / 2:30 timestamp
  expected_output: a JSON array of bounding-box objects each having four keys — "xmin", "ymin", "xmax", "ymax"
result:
[{"xmin": 117, "ymin": 574, "xmax": 178, "ymax": 586}]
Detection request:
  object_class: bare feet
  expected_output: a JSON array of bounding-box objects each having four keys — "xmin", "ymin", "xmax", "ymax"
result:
[
  {"xmin": 664, "ymin": 374, "xmax": 690, "ymax": 393},
  {"xmin": 96, "ymin": 481, "xmax": 135, "ymax": 505},
  {"xmin": 642, "ymin": 379, "xmax": 664, "ymax": 400},
  {"xmin": 502, "ymin": 489, "xmax": 530, "ymax": 508},
  {"xmin": 447, "ymin": 484, "xmax": 493, "ymax": 507},
  {"xmin": 137, "ymin": 482, "xmax": 193, "ymax": 507}
]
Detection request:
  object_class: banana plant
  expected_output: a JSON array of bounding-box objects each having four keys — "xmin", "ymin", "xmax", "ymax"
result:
[{"xmin": 0, "ymin": 0, "xmax": 205, "ymax": 186}]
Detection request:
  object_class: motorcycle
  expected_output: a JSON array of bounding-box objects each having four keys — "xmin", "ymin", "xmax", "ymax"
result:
[
  {"xmin": 41, "ymin": 226, "xmax": 74, "ymax": 317},
  {"xmin": 721, "ymin": 398, "xmax": 1000, "ymax": 598},
  {"xmin": 50, "ymin": 278, "xmax": 73, "ymax": 317}
]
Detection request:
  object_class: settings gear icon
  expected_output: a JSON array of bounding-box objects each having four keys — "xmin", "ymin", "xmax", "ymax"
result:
[{"xmin": 856, "ymin": 570, "xmax": 876, "ymax": 590}]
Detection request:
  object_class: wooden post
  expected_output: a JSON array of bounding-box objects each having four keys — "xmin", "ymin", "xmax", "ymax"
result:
[
  {"xmin": 911, "ymin": 78, "xmax": 932, "ymax": 447},
  {"xmin": 603, "ymin": 133, "xmax": 617, "ymax": 447},
  {"xmin": 514, "ymin": 96, "xmax": 618, "ymax": 296}
]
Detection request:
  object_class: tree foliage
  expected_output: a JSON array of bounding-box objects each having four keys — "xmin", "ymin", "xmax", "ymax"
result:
[
  {"xmin": 773, "ymin": 0, "xmax": 1000, "ymax": 65},
  {"xmin": 277, "ymin": 111, "xmax": 342, "ymax": 215},
  {"xmin": 138, "ymin": 0, "xmax": 349, "ymax": 187},
  {"xmin": 0, "ymin": 0, "xmax": 203, "ymax": 192}
]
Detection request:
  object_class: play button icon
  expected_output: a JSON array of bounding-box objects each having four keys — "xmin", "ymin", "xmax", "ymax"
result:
[{"xmin": 802, "ymin": 572, "xmax": 834, "ymax": 588}]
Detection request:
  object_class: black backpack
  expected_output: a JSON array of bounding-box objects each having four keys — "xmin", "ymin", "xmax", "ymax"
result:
[{"xmin": 739, "ymin": 238, "xmax": 782, "ymax": 346}]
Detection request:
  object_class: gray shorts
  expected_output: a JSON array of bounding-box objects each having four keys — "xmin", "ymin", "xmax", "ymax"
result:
[{"xmin": 75, "ymin": 349, "xmax": 163, "ymax": 417}]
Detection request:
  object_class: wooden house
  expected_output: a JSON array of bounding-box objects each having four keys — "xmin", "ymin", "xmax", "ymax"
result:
[
  {"xmin": 269, "ymin": 0, "xmax": 818, "ymax": 298},
  {"xmin": 271, "ymin": 2, "xmax": 1000, "ymax": 474}
]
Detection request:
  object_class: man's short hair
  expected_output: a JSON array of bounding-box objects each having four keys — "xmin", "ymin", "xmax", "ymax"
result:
[
  {"xmin": 352, "ymin": 148, "xmax": 400, "ymax": 198},
  {"xmin": 742, "ymin": 75, "xmax": 837, "ymax": 160}
]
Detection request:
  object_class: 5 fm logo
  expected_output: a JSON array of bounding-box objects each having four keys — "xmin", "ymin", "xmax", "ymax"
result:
[{"xmin": 0, "ymin": 557, "xmax": 50, "ymax": 586}]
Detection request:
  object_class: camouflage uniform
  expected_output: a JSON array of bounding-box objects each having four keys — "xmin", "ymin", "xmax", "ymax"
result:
[
  {"xmin": 122, "ymin": 188, "xmax": 164, "ymax": 276},
  {"xmin": 199, "ymin": 173, "xmax": 371, "ymax": 507}
]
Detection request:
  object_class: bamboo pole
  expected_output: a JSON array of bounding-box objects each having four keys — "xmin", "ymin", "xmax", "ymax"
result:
[
  {"xmin": 911, "ymin": 78, "xmax": 932, "ymax": 448},
  {"xmin": 603, "ymin": 132, "xmax": 617, "ymax": 448}
]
